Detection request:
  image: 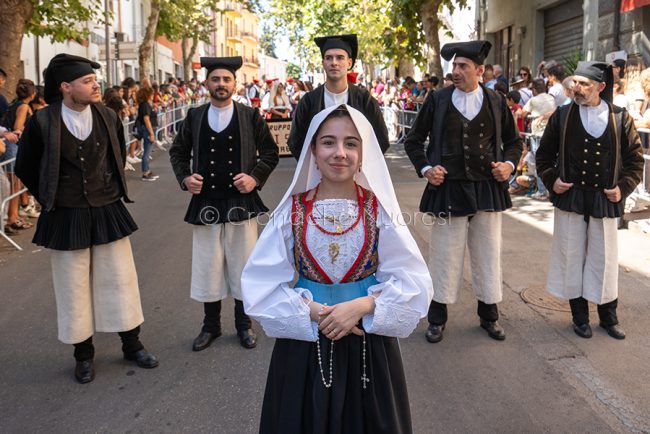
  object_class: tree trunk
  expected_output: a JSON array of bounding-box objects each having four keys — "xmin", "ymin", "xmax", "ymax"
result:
[
  {"xmin": 420, "ymin": 0, "xmax": 444, "ymax": 85},
  {"xmin": 397, "ymin": 58, "xmax": 415, "ymax": 78},
  {"xmin": 0, "ymin": 0, "xmax": 34, "ymax": 101},
  {"xmin": 138, "ymin": 0, "xmax": 161, "ymax": 83},
  {"xmin": 183, "ymin": 37, "xmax": 199, "ymax": 82}
]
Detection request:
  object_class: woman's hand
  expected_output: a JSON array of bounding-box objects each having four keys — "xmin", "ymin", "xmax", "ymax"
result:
[{"xmin": 318, "ymin": 297, "xmax": 375, "ymax": 341}]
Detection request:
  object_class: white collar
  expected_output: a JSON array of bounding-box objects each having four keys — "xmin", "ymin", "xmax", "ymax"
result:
[
  {"xmin": 61, "ymin": 103, "xmax": 92, "ymax": 141},
  {"xmin": 324, "ymin": 85, "xmax": 348, "ymax": 97},
  {"xmin": 61, "ymin": 103, "xmax": 92, "ymax": 118},
  {"xmin": 578, "ymin": 100, "xmax": 609, "ymax": 138}
]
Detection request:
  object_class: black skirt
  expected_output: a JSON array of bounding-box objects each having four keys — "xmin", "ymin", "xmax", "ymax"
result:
[
  {"xmin": 260, "ymin": 332, "xmax": 412, "ymax": 434},
  {"xmin": 184, "ymin": 193, "xmax": 268, "ymax": 225},
  {"xmin": 419, "ymin": 178, "xmax": 512, "ymax": 217},
  {"xmin": 552, "ymin": 187, "xmax": 623, "ymax": 220},
  {"xmin": 32, "ymin": 200, "xmax": 137, "ymax": 251}
]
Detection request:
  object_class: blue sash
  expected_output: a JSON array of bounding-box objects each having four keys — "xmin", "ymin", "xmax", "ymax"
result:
[{"xmin": 297, "ymin": 275, "xmax": 378, "ymax": 305}]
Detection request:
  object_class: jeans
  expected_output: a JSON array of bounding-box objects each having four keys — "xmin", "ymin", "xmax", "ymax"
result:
[
  {"xmin": 139, "ymin": 125, "xmax": 152, "ymax": 173},
  {"xmin": 530, "ymin": 135, "xmax": 547, "ymax": 194}
]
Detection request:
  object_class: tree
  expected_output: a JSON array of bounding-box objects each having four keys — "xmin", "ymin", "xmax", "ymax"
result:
[
  {"xmin": 259, "ymin": 23, "xmax": 277, "ymax": 58},
  {"xmin": 267, "ymin": 0, "xmax": 467, "ymax": 80},
  {"xmin": 390, "ymin": 0, "xmax": 468, "ymax": 80},
  {"xmin": 286, "ymin": 62, "xmax": 301, "ymax": 79},
  {"xmin": 157, "ymin": 0, "xmax": 221, "ymax": 82},
  {"xmin": 139, "ymin": 0, "xmax": 163, "ymax": 82},
  {"xmin": 0, "ymin": 0, "xmax": 105, "ymax": 100}
]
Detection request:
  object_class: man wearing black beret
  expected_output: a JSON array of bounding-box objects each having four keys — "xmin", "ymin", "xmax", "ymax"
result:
[
  {"xmin": 169, "ymin": 56, "xmax": 279, "ymax": 351},
  {"xmin": 405, "ymin": 40, "xmax": 523, "ymax": 343},
  {"xmin": 536, "ymin": 61, "xmax": 644, "ymax": 340},
  {"xmin": 15, "ymin": 53, "xmax": 158, "ymax": 384},
  {"xmin": 287, "ymin": 34, "xmax": 390, "ymax": 158}
]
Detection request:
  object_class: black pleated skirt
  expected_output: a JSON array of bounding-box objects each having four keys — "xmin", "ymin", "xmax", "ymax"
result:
[
  {"xmin": 419, "ymin": 178, "xmax": 512, "ymax": 217},
  {"xmin": 260, "ymin": 332, "xmax": 412, "ymax": 434},
  {"xmin": 32, "ymin": 200, "xmax": 137, "ymax": 251},
  {"xmin": 552, "ymin": 188, "xmax": 623, "ymax": 219},
  {"xmin": 184, "ymin": 193, "xmax": 268, "ymax": 225}
]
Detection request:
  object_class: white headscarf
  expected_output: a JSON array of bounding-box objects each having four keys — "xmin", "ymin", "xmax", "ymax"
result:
[
  {"xmin": 276, "ymin": 104, "xmax": 402, "ymax": 219},
  {"xmin": 242, "ymin": 104, "xmax": 433, "ymax": 341}
]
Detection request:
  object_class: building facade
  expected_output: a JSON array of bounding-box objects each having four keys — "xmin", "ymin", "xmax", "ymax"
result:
[{"xmin": 477, "ymin": 0, "xmax": 650, "ymax": 78}]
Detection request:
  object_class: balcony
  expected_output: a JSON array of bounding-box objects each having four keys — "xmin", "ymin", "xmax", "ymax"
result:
[
  {"xmin": 242, "ymin": 31, "xmax": 257, "ymax": 43},
  {"xmin": 226, "ymin": 30, "xmax": 243, "ymax": 43},
  {"xmin": 224, "ymin": 1, "xmax": 243, "ymax": 17},
  {"xmin": 243, "ymin": 57, "xmax": 259, "ymax": 67}
]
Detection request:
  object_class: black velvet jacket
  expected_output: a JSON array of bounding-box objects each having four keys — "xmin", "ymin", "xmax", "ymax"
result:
[
  {"xmin": 536, "ymin": 102, "xmax": 644, "ymax": 199},
  {"xmin": 15, "ymin": 102, "xmax": 130, "ymax": 212},
  {"xmin": 404, "ymin": 85, "xmax": 522, "ymax": 178},
  {"xmin": 169, "ymin": 101, "xmax": 279, "ymax": 191},
  {"xmin": 287, "ymin": 84, "xmax": 390, "ymax": 159}
]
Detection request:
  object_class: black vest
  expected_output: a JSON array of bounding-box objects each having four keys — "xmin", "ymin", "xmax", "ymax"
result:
[
  {"xmin": 441, "ymin": 99, "xmax": 495, "ymax": 181},
  {"xmin": 56, "ymin": 110, "xmax": 122, "ymax": 207},
  {"xmin": 197, "ymin": 109, "xmax": 243, "ymax": 199},
  {"xmin": 567, "ymin": 108, "xmax": 613, "ymax": 189}
]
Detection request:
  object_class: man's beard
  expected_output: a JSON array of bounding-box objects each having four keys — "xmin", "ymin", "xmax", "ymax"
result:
[{"xmin": 210, "ymin": 87, "xmax": 233, "ymax": 101}]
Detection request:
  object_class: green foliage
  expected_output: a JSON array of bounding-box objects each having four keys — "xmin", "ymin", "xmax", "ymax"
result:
[
  {"xmin": 286, "ymin": 62, "xmax": 301, "ymax": 78},
  {"xmin": 266, "ymin": 0, "xmax": 466, "ymax": 71},
  {"xmin": 260, "ymin": 23, "xmax": 277, "ymax": 57},
  {"xmin": 563, "ymin": 50, "xmax": 585, "ymax": 75},
  {"xmin": 157, "ymin": 0, "xmax": 220, "ymax": 44},
  {"xmin": 26, "ymin": 0, "xmax": 107, "ymax": 42}
]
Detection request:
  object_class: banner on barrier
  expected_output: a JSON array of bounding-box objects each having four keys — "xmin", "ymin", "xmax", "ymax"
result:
[{"xmin": 267, "ymin": 119, "xmax": 293, "ymax": 157}]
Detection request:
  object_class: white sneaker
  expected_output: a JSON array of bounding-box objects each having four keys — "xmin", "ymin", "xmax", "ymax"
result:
[
  {"xmin": 124, "ymin": 162, "xmax": 135, "ymax": 171},
  {"xmin": 155, "ymin": 140, "xmax": 167, "ymax": 151},
  {"xmin": 531, "ymin": 191, "xmax": 549, "ymax": 200},
  {"xmin": 126, "ymin": 155, "xmax": 141, "ymax": 164},
  {"xmin": 19, "ymin": 205, "xmax": 40, "ymax": 218}
]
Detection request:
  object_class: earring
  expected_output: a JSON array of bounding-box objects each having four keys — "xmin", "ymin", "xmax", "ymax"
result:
[{"xmin": 358, "ymin": 163, "xmax": 362, "ymax": 173}]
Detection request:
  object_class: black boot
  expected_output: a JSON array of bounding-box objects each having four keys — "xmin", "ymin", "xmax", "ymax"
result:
[
  {"xmin": 120, "ymin": 326, "xmax": 159, "ymax": 368},
  {"xmin": 235, "ymin": 299, "xmax": 256, "ymax": 349},
  {"xmin": 569, "ymin": 297, "xmax": 592, "ymax": 338},
  {"xmin": 73, "ymin": 337, "xmax": 95, "ymax": 384},
  {"xmin": 193, "ymin": 301, "xmax": 222, "ymax": 351},
  {"xmin": 426, "ymin": 301, "xmax": 447, "ymax": 343},
  {"xmin": 598, "ymin": 299, "xmax": 625, "ymax": 339},
  {"xmin": 478, "ymin": 301, "xmax": 505, "ymax": 341}
]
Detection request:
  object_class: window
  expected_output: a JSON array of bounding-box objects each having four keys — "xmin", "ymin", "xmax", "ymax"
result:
[{"xmin": 493, "ymin": 26, "xmax": 513, "ymax": 79}]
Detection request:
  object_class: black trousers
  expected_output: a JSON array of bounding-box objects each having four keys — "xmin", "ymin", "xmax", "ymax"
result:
[
  {"xmin": 569, "ymin": 297, "xmax": 619, "ymax": 327},
  {"xmin": 72, "ymin": 326, "xmax": 144, "ymax": 361},
  {"xmin": 201, "ymin": 299, "xmax": 251, "ymax": 334},
  {"xmin": 427, "ymin": 300, "xmax": 499, "ymax": 325}
]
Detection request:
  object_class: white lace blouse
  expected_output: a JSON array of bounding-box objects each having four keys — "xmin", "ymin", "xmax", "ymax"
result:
[{"xmin": 306, "ymin": 199, "xmax": 364, "ymax": 283}]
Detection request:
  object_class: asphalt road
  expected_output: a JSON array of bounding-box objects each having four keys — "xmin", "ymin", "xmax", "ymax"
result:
[{"xmin": 1, "ymin": 143, "xmax": 649, "ymax": 433}]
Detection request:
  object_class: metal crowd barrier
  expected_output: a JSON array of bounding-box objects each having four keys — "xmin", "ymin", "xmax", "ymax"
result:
[
  {"xmin": 381, "ymin": 106, "xmax": 419, "ymax": 144},
  {"xmin": 0, "ymin": 158, "xmax": 28, "ymax": 251}
]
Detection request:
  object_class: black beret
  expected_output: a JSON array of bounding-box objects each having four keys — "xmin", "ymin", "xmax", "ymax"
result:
[
  {"xmin": 44, "ymin": 54, "xmax": 101, "ymax": 104},
  {"xmin": 574, "ymin": 61, "xmax": 608, "ymax": 82},
  {"xmin": 441, "ymin": 40, "xmax": 492, "ymax": 65},
  {"xmin": 201, "ymin": 56, "xmax": 242, "ymax": 76},
  {"xmin": 314, "ymin": 34, "xmax": 358, "ymax": 68}
]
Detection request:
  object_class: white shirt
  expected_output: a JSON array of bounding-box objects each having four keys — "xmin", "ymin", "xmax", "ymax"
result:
[
  {"xmin": 61, "ymin": 103, "xmax": 92, "ymax": 141},
  {"xmin": 324, "ymin": 85, "xmax": 349, "ymax": 108},
  {"xmin": 208, "ymin": 103, "xmax": 234, "ymax": 133},
  {"xmin": 548, "ymin": 82, "xmax": 565, "ymax": 107},
  {"xmin": 579, "ymin": 100, "xmax": 609, "ymax": 138},
  {"xmin": 451, "ymin": 86, "xmax": 483, "ymax": 121}
]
